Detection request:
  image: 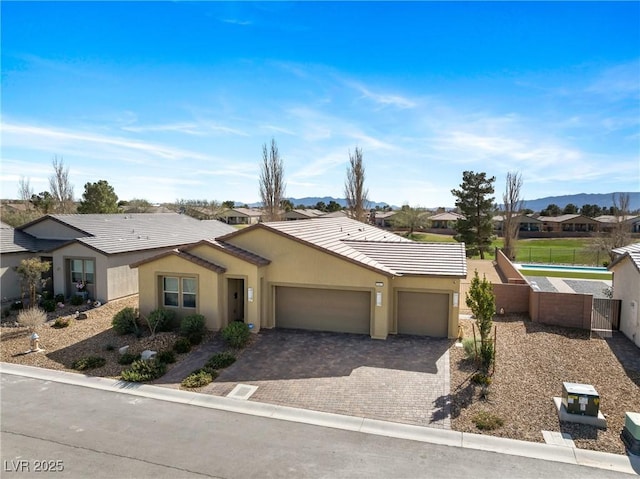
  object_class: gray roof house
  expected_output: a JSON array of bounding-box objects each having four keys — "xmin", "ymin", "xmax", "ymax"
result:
[{"xmin": 3, "ymin": 214, "xmax": 235, "ymax": 303}]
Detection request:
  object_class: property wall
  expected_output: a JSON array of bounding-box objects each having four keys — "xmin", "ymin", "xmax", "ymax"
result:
[
  {"xmin": 529, "ymin": 291, "xmax": 592, "ymax": 329},
  {"xmin": 0, "ymin": 252, "xmax": 32, "ymax": 302},
  {"xmin": 136, "ymin": 255, "xmax": 220, "ymax": 330},
  {"xmin": 493, "ymin": 283, "xmax": 530, "ymax": 314},
  {"xmin": 495, "ymin": 249, "xmax": 527, "ymax": 283},
  {"xmin": 22, "ymin": 219, "xmax": 84, "ymax": 240},
  {"xmin": 228, "ymin": 228, "xmax": 392, "ymax": 339},
  {"xmin": 611, "ymin": 260, "xmax": 640, "ymax": 347}
]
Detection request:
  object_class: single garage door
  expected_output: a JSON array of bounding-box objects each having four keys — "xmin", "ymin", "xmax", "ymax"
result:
[
  {"xmin": 397, "ymin": 291, "xmax": 449, "ymax": 337},
  {"xmin": 275, "ymin": 286, "xmax": 371, "ymax": 334}
]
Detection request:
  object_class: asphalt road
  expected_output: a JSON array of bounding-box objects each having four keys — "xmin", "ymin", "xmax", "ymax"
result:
[{"xmin": 0, "ymin": 374, "xmax": 634, "ymax": 479}]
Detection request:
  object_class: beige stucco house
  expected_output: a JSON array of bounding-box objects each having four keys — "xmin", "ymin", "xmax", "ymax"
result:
[
  {"xmin": 4, "ymin": 214, "xmax": 235, "ymax": 303},
  {"xmin": 132, "ymin": 217, "xmax": 467, "ymax": 339},
  {"xmin": 610, "ymin": 244, "xmax": 640, "ymax": 348}
]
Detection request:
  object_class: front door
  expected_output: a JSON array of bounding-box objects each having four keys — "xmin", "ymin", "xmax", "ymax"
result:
[{"xmin": 227, "ymin": 278, "xmax": 245, "ymax": 322}]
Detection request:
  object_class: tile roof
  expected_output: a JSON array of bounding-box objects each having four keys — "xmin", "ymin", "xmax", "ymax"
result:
[
  {"xmin": 184, "ymin": 239, "xmax": 271, "ymax": 266},
  {"xmin": 221, "ymin": 217, "xmax": 466, "ymax": 277},
  {"xmin": 220, "ymin": 208, "xmax": 263, "ymax": 217},
  {"xmin": 612, "ymin": 243, "xmax": 640, "ymax": 255},
  {"xmin": 130, "ymin": 249, "xmax": 226, "ymax": 273},
  {"xmin": 429, "ymin": 212, "xmax": 464, "ymax": 221},
  {"xmin": 1, "ymin": 222, "xmax": 67, "ymax": 254},
  {"xmin": 19, "ymin": 213, "xmax": 236, "ymax": 255},
  {"xmin": 538, "ymin": 214, "xmax": 597, "ymax": 223}
]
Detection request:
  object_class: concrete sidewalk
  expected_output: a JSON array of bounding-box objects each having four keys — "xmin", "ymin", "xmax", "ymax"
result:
[{"xmin": 2, "ymin": 362, "xmax": 638, "ymax": 476}]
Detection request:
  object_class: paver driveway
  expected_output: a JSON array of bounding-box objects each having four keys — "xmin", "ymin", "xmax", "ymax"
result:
[{"xmin": 200, "ymin": 329, "xmax": 453, "ymax": 429}]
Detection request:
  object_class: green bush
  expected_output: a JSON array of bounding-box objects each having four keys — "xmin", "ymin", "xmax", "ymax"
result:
[
  {"xmin": 206, "ymin": 351, "xmax": 236, "ymax": 370},
  {"xmin": 173, "ymin": 337, "xmax": 192, "ymax": 354},
  {"xmin": 52, "ymin": 317, "xmax": 70, "ymax": 329},
  {"xmin": 118, "ymin": 352, "xmax": 141, "ymax": 365},
  {"xmin": 147, "ymin": 308, "xmax": 176, "ymax": 333},
  {"xmin": 221, "ymin": 321, "xmax": 251, "ymax": 349},
  {"xmin": 462, "ymin": 338, "xmax": 480, "ymax": 360},
  {"xmin": 55, "ymin": 294, "xmax": 65, "ymax": 303},
  {"xmin": 112, "ymin": 307, "xmax": 139, "ymax": 335},
  {"xmin": 70, "ymin": 295, "xmax": 84, "ymax": 306},
  {"xmin": 157, "ymin": 350, "xmax": 176, "ymax": 364},
  {"xmin": 11, "ymin": 301, "xmax": 23, "ymax": 311},
  {"xmin": 42, "ymin": 299, "xmax": 56, "ymax": 312},
  {"xmin": 41, "ymin": 291, "xmax": 53, "ymax": 301},
  {"xmin": 181, "ymin": 368, "xmax": 217, "ymax": 389},
  {"xmin": 72, "ymin": 356, "xmax": 106, "ymax": 371},
  {"xmin": 121, "ymin": 359, "xmax": 166, "ymax": 382},
  {"xmin": 471, "ymin": 373, "xmax": 492, "ymax": 386},
  {"xmin": 472, "ymin": 411, "xmax": 504, "ymax": 431},
  {"xmin": 180, "ymin": 314, "xmax": 206, "ymax": 344}
]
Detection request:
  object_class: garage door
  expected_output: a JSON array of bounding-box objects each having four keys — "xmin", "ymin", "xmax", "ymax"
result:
[
  {"xmin": 275, "ymin": 286, "xmax": 371, "ymax": 334},
  {"xmin": 397, "ymin": 291, "xmax": 449, "ymax": 337}
]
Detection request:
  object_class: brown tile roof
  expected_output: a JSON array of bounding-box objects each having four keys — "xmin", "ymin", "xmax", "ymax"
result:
[
  {"xmin": 183, "ymin": 239, "xmax": 271, "ymax": 266},
  {"xmin": 538, "ymin": 214, "xmax": 598, "ymax": 223},
  {"xmin": 130, "ymin": 249, "xmax": 226, "ymax": 273}
]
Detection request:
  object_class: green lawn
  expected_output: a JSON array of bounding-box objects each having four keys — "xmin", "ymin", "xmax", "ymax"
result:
[{"xmin": 519, "ymin": 269, "xmax": 611, "ymax": 280}]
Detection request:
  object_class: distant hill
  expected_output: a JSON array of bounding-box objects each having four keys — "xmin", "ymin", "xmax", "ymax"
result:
[
  {"xmin": 522, "ymin": 192, "xmax": 639, "ymax": 213},
  {"xmin": 248, "ymin": 196, "xmax": 391, "ymax": 209}
]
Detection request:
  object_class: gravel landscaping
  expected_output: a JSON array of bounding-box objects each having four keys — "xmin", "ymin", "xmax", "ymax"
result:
[{"xmin": 450, "ymin": 315, "xmax": 640, "ymax": 455}]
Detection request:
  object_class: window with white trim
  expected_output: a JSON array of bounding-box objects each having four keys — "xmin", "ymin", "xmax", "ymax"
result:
[{"xmin": 162, "ymin": 276, "xmax": 197, "ymax": 309}]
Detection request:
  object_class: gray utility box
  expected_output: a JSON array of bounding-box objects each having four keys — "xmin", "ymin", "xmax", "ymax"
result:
[{"xmin": 562, "ymin": 382, "xmax": 600, "ymax": 417}]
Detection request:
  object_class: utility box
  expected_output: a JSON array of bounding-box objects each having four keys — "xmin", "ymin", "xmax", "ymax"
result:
[
  {"xmin": 622, "ymin": 412, "xmax": 640, "ymax": 456},
  {"xmin": 562, "ymin": 382, "xmax": 600, "ymax": 417}
]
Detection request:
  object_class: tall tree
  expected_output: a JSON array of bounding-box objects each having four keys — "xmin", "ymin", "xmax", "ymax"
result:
[
  {"xmin": 540, "ymin": 203, "xmax": 561, "ymax": 216},
  {"xmin": 327, "ymin": 200, "xmax": 343, "ymax": 212},
  {"xmin": 501, "ymin": 171, "xmax": 523, "ymax": 261},
  {"xmin": 259, "ymin": 138, "xmax": 286, "ymax": 222},
  {"xmin": 451, "ymin": 171, "xmax": 496, "ymax": 259},
  {"xmin": 580, "ymin": 204, "xmax": 602, "ymax": 218},
  {"xmin": 78, "ymin": 180, "xmax": 119, "ymax": 214},
  {"xmin": 18, "ymin": 177, "xmax": 34, "ymax": 209},
  {"xmin": 49, "ymin": 156, "xmax": 75, "ymax": 213},
  {"xmin": 563, "ymin": 203, "xmax": 578, "ymax": 215},
  {"xmin": 344, "ymin": 147, "xmax": 369, "ymax": 223},
  {"xmin": 391, "ymin": 205, "xmax": 429, "ymax": 237}
]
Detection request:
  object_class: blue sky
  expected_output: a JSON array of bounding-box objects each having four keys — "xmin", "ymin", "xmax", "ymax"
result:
[{"xmin": 2, "ymin": 1, "xmax": 639, "ymax": 208}]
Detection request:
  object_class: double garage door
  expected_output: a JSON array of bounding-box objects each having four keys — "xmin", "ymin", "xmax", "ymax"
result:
[
  {"xmin": 397, "ymin": 291, "xmax": 449, "ymax": 337},
  {"xmin": 275, "ymin": 286, "xmax": 371, "ymax": 334}
]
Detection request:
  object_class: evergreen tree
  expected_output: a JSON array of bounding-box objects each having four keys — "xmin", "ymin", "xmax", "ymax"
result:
[{"xmin": 78, "ymin": 180, "xmax": 119, "ymax": 214}]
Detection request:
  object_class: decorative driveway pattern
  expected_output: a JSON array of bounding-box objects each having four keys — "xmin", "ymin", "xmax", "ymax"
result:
[{"xmin": 201, "ymin": 329, "xmax": 453, "ymax": 429}]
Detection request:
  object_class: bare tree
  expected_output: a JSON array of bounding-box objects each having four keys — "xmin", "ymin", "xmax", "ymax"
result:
[
  {"xmin": 259, "ymin": 139, "xmax": 286, "ymax": 222},
  {"xmin": 590, "ymin": 192, "xmax": 632, "ymax": 264},
  {"xmin": 49, "ymin": 156, "xmax": 75, "ymax": 213},
  {"xmin": 344, "ymin": 147, "xmax": 369, "ymax": 223},
  {"xmin": 18, "ymin": 177, "xmax": 34, "ymax": 209},
  {"xmin": 502, "ymin": 171, "xmax": 524, "ymax": 261}
]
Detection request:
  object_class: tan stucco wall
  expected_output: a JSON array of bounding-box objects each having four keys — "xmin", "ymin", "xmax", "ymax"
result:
[
  {"xmin": 22, "ymin": 219, "xmax": 84, "ymax": 240},
  {"xmin": 1, "ymin": 252, "xmax": 32, "ymax": 301},
  {"xmin": 612, "ymin": 261, "xmax": 640, "ymax": 347},
  {"xmin": 136, "ymin": 255, "xmax": 220, "ymax": 330},
  {"xmin": 49, "ymin": 243, "xmax": 108, "ymax": 301}
]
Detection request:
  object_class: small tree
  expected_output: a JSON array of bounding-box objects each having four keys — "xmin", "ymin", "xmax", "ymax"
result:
[
  {"xmin": 49, "ymin": 156, "xmax": 75, "ymax": 213},
  {"xmin": 78, "ymin": 180, "xmax": 119, "ymax": 214},
  {"xmin": 501, "ymin": 171, "xmax": 523, "ymax": 261},
  {"xmin": 466, "ymin": 271, "xmax": 496, "ymax": 376},
  {"xmin": 16, "ymin": 258, "xmax": 51, "ymax": 308},
  {"xmin": 259, "ymin": 138, "xmax": 286, "ymax": 221},
  {"xmin": 391, "ymin": 205, "xmax": 429, "ymax": 237},
  {"xmin": 344, "ymin": 147, "xmax": 369, "ymax": 223}
]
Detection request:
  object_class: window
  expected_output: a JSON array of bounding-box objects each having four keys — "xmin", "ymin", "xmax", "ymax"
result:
[
  {"xmin": 162, "ymin": 276, "xmax": 197, "ymax": 309},
  {"xmin": 70, "ymin": 259, "xmax": 95, "ymax": 285}
]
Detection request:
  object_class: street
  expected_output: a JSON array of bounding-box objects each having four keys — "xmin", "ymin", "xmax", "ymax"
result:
[{"xmin": 0, "ymin": 373, "xmax": 634, "ymax": 478}]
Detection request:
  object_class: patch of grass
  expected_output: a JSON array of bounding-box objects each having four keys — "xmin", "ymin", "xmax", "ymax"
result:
[
  {"xmin": 72, "ymin": 356, "xmax": 106, "ymax": 371},
  {"xmin": 472, "ymin": 411, "xmax": 504, "ymax": 431},
  {"xmin": 520, "ymin": 269, "xmax": 611, "ymax": 280}
]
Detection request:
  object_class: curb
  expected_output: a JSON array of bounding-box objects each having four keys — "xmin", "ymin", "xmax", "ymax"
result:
[{"xmin": 1, "ymin": 362, "xmax": 638, "ymax": 475}]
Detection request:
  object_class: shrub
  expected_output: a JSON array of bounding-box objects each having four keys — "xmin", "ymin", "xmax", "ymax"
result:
[
  {"xmin": 221, "ymin": 321, "xmax": 251, "ymax": 349},
  {"xmin": 72, "ymin": 356, "xmax": 106, "ymax": 371},
  {"xmin": 121, "ymin": 359, "xmax": 166, "ymax": 382},
  {"xmin": 471, "ymin": 373, "xmax": 492, "ymax": 386},
  {"xmin": 55, "ymin": 294, "xmax": 65, "ymax": 303},
  {"xmin": 146, "ymin": 308, "xmax": 176, "ymax": 333},
  {"xmin": 41, "ymin": 291, "xmax": 53, "ymax": 301},
  {"xmin": 173, "ymin": 337, "xmax": 192, "ymax": 354},
  {"xmin": 112, "ymin": 307, "xmax": 139, "ymax": 335},
  {"xmin": 472, "ymin": 411, "xmax": 504, "ymax": 431},
  {"xmin": 52, "ymin": 317, "xmax": 70, "ymax": 329},
  {"xmin": 181, "ymin": 368, "xmax": 217, "ymax": 389},
  {"xmin": 157, "ymin": 350, "xmax": 176, "ymax": 364},
  {"xmin": 118, "ymin": 353, "xmax": 141, "ymax": 365},
  {"xmin": 11, "ymin": 301, "xmax": 24, "ymax": 311},
  {"xmin": 2, "ymin": 308, "xmax": 11, "ymax": 319},
  {"xmin": 462, "ymin": 338, "xmax": 480, "ymax": 360},
  {"xmin": 42, "ymin": 299, "xmax": 56, "ymax": 313},
  {"xmin": 105, "ymin": 344, "xmax": 116, "ymax": 351},
  {"xmin": 206, "ymin": 351, "xmax": 236, "ymax": 370},
  {"xmin": 70, "ymin": 294, "xmax": 84, "ymax": 306},
  {"xmin": 17, "ymin": 307, "xmax": 47, "ymax": 330},
  {"xmin": 180, "ymin": 314, "xmax": 206, "ymax": 344}
]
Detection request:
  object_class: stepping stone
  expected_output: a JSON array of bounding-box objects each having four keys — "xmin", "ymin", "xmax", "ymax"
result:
[{"xmin": 119, "ymin": 345, "xmax": 129, "ymax": 355}]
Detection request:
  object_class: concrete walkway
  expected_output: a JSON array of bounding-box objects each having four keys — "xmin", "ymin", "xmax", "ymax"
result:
[{"xmin": 1, "ymin": 362, "xmax": 638, "ymax": 476}]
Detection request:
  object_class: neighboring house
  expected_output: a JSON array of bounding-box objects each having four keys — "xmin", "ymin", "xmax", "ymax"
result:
[
  {"xmin": 428, "ymin": 211, "xmax": 464, "ymax": 229},
  {"xmin": 538, "ymin": 214, "xmax": 599, "ymax": 233},
  {"xmin": 595, "ymin": 215, "xmax": 640, "ymax": 234},
  {"xmin": 217, "ymin": 208, "xmax": 263, "ymax": 225},
  {"xmin": 3, "ymin": 214, "xmax": 235, "ymax": 303},
  {"xmin": 283, "ymin": 209, "xmax": 326, "ymax": 221},
  {"xmin": 373, "ymin": 210, "xmax": 399, "ymax": 228},
  {"xmin": 492, "ymin": 214, "xmax": 543, "ymax": 233},
  {"xmin": 609, "ymin": 244, "xmax": 640, "ymax": 348},
  {"xmin": 132, "ymin": 217, "xmax": 467, "ymax": 339}
]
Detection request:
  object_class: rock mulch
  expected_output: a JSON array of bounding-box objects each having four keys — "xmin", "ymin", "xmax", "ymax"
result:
[{"xmin": 450, "ymin": 315, "xmax": 640, "ymax": 455}]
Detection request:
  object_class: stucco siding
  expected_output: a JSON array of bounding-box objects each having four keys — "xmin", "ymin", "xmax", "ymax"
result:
[
  {"xmin": 1, "ymin": 252, "xmax": 32, "ymax": 301},
  {"xmin": 612, "ymin": 261, "xmax": 640, "ymax": 347},
  {"xmin": 50, "ymin": 243, "xmax": 107, "ymax": 301}
]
